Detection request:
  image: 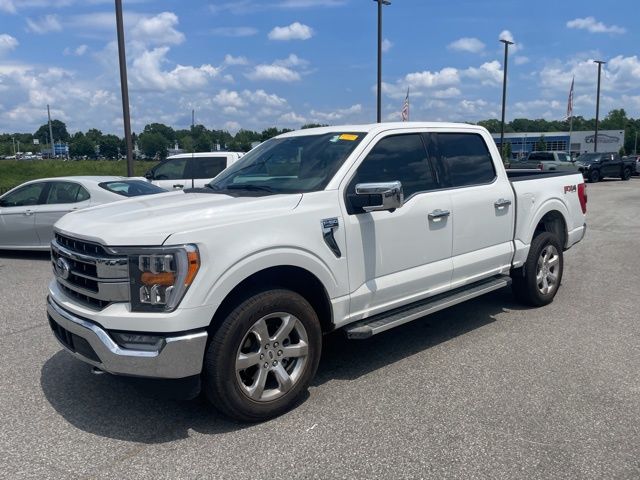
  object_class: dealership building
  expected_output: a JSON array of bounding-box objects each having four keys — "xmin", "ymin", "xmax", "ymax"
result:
[{"xmin": 492, "ymin": 130, "xmax": 625, "ymax": 158}]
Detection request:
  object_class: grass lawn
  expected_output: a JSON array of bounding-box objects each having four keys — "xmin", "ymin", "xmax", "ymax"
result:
[{"xmin": 0, "ymin": 160, "xmax": 159, "ymax": 193}]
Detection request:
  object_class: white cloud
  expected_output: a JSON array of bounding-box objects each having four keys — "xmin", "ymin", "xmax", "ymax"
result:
[
  {"xmin": 245, "ymin": 89, "xmax": 287, "ymax": 107},
  {"xmin": 432, "ymin": 87, "xmax": 461, "ymax": 99},
  {"xmin": 274, "ymin": 53, "xmax": 309, "ymax": 68},
  {"xmin": 0, "ymin": 34, "xmax": 18, "ymax": 54},
  {"xmin": 63, "ymin": 44, "xmax": 88, "ymax": 56},
  {"xmin": 463, "ymin": 60, "xmax": 503, "ymax": 86},
  {"xmin": 310, "ymin": 104, "xmax": 362, "ymax": 121},
  {"xmin": 498, "ymin": 30, "xmax": 522, "ymax": 53},
  {"xmin": 514, "ymin": 56, "xmax": 530, "ymax": 65},
  {"xmin": 246, "ymin": 64, "xmax": 301, "ymax": 82},
  {"xmin": 26, "ymin": 14, "xmax": 62, "ymax": 34},
  {"xmin": 279, "ymin": 111, "xmax": 306, "ymax": 125},
  {"xmin": 130, "ymin": 47, "xmax": 221, "ymax": 91},
  {"xmin": 210, "ymin": 27, "xmax": 258, "ymax": 37},
  {"xmin": 448, "ymin": 37, "xmax": 485, "ymax": 53},
  {"xmin": 213, "ymin": 89, "xmax": 246, "ymax": 108},
  {"xmin": 268, "ymin": 22, "xmax": 314, "ymax": 41},
  {"xmin": 131, "ymin": 12, "xmax": 185, "ymax": 46},
  {"xmin": 223, "ymin": 54, "xmax": 249, "ymax": 66},
  {"xmin": 405, "ymin": 67, "xmax": 460, "ymax": 89},
  {"xmin": 382, "ymin": 38, "xmax": 392, "ymax": 53},
  {"xmin": 567, "ymin": 17, "xmax": 626, "ymax": 35},
  {"xmin": 0, "ymin": 0, "xmax": 16, "ymax": 13}
]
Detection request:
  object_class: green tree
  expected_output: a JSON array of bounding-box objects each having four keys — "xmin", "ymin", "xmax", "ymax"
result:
[
  {"xmin": 99, "ymin": 134, "xmax": 122, "ymax": 159},
  {"xmin": 502, "ymin": 141, "xmax": 512, "ymax": 162},
  {"xmin": 143, "ymin": 123, "xmax": 176, "ymax": 143},
  {"xmin": 69, "ymin": 135, "xmax": 96, "ymax": 158},
  {"xmin": 138, "ymin": 132, "xmax": 169, "ymax": 160},
  {"xmin": 535, "ymin": 134, "xmax": 547, "ymax": 151},
  {"xmin": 34, "ymin": 120, "xmax": 69, "ymax": 143},
  {"xmin": 85, "ymin": 129, "xmax": 103, "ymax": 144}
]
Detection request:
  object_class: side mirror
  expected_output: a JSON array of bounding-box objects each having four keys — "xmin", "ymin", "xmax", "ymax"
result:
[
  {"xmin": 355, "ymin": 181, "xmax": 404, "ymax": 213},
  {"xmin": 144, "ymin": 170, "xmax": 153, "ymax": 180}
]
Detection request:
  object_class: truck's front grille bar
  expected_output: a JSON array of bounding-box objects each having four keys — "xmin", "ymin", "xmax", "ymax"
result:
[{"xmin": 51, "ymin": 234, "xmax": 130, "ymax": 310}]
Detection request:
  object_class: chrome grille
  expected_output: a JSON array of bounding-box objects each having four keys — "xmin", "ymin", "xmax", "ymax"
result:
[{"xmin": 52, "ymin": 234, "xmax": 130, "ymax": 310}]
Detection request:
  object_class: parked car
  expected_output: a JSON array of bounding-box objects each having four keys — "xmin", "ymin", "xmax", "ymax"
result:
[
  {"xmin": 508, "ymin": 151, "xmax": 577, "ymax": 172},
  {"xmin": 575, "ymin": 152, "xmax": 635, "ymax": 182},
  {"xmin": 623, "ymin": 155, "xmax": 640, "ymax": 175},
  {"xmin": 0, "ymin": 177, "xmax": 166, "ymax": 250},
  {"xmin": 144, "ymin": 152, "xmax": 244, "ymax": 190},
  {"xmin": 46, "ymin": 123, "xmax": 587, "ymax": 421}
]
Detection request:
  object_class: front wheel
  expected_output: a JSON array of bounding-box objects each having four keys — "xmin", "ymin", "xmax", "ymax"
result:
[
  {"xmin": 512, "ymin": 232, "xmax": 564, "ymax": 307},
  {"xmin": 589, "ymin": 169, "xmax": 600, "ymax": 183},
  {"xmin": 622, "ymin": 167, "xmax": 631, "ymax": 180},
  {"xmin": 202, "ymin": 289, "xmax": 322, "ymax": 422}
]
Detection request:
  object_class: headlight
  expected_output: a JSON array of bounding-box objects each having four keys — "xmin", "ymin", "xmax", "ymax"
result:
[{"xmin": 110, "ymin": 245, "xmax": 200, "ymax": 312}]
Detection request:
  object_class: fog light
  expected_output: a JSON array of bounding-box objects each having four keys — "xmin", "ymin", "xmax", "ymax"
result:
[{"xmin": 112, "ymin": 332, "xmax": 163, "ymax": 351}]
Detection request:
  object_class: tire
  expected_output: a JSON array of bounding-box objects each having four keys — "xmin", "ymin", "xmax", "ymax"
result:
[
  {"xmin": 511, "ymin": 232, "xmax": 564, "ymax": 307},
  {"xmin": 589, "ymin": 169, "xmax": 600, "ymax": 183},
  {"xmin": 202, "ymin": 289, "xmax": 322, "ymax": 422},
  {"xmin": 622, "ymin": 167, "xmax": 631, "ymax": 180}
]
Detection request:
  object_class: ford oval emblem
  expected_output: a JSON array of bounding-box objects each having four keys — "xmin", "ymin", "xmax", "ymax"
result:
[{"xmin": 55, "ymin": 257, "xmax": 71, "ymax": 280}]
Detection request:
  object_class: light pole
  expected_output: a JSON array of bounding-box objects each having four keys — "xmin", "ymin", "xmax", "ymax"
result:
[
  {"xmin": 593, "ymin": 60, "xmax": 606, "ymax": 153},
  {"xmin": 115, "ymin": 0, "xmax": 134, "ymax": 176},
  {"xmin": 373, "ymin": 0, "xmax": 390, "ymax": 123},
  {"xmin": 499, "ymin": 39, "xmax": 514, "ymax": 161}
]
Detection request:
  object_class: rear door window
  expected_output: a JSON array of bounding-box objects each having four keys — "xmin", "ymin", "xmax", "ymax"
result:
[
  {"xmin": 153, "ymin": 159, "xmax": 187, "ymax": 180},
  {"xmin": 431, "ymin": 133, "xmax": 496, "ymax": 187},
  {"xmin": 189, "ymin": 157, "xmax": 228, "ymax": 179},
  {"xmin": 45, "ymin": 182, "xmax": 88, "ymax": 204}
]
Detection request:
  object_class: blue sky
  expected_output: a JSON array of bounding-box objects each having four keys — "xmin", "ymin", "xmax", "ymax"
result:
[{"xmin": 0, "ymin": 0, "xmax": 639, "ymax": 135}]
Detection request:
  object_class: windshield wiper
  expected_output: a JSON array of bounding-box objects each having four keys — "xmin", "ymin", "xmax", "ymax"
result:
[{"xmin": 225, "ymin": 184, "xmax": 275, "ymax": 193}]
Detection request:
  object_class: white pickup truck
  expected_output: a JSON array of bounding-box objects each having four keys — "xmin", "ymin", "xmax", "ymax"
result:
[{"xmin": 47, "ymin": 123, "xmax": 587, "ymax": 421}]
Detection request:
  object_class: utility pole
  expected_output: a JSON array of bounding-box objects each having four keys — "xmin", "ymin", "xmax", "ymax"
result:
[
  {"xmin": 499, "ymin": 39, "xmax": 514, "ymax": 161},
  {"xmin": 115, "ymin": 0, "xmax": 134, "ymax": 176},
  {"xmin": 47, "ymin": 104, "xmax": 55, "ymax": 159},
  {"xmin": 374, "ymin": 0, "xmax": 391, "ymax": 123},
  {"xmin": 593, "ymin": 60, "xmax": 606, "ymax": 153}
]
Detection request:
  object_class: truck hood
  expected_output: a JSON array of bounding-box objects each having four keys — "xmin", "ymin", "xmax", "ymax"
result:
[{"xmin": 54, "ymin": 191, "xmax": 302, "ymax": 246}]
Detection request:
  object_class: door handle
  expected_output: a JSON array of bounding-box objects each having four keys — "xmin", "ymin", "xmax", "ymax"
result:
[
  {"xmin": 494, "ymin": 199, "xmax": 512, "ymax": 209},
  {"xmin": 173, "ymin": 184, "xmax": 184, "ymax": 189},
  {"xmin": 428, "ymin": 209, "xmax": 451, "ymax": 221},
  {"xmin": 24, "ymin": 210, "xmax": 34, "ymax": 216}
]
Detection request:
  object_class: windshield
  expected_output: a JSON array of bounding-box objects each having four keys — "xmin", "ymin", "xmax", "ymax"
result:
[
  {"xmin": 576, "ymin": 153, "xmax": 602, "ymax": 163},
  {"xmin": 99, "ymin": 180, "xmax": 166, "ymax": 197},
  {"xmin": 209, "ymin": 132, "xmax": 365, "ymax": 194}
]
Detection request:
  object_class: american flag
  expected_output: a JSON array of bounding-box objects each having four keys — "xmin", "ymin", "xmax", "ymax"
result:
[
  {"xmin": 566, "ymin": 76, "xmax": 574, "ymax": 120},
  {"xmin": 401, "ymin": 87, "xmax": 409, "ymax": 122}
]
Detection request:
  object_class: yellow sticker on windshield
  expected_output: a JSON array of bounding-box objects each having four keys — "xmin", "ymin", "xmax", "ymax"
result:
[{"xmin": 339, "ymin": 134, "xmax": 358, "ymax": 141}]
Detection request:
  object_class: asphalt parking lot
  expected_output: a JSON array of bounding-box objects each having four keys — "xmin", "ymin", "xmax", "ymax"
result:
[{"xmin": 1, "ymin": 179, "xmax": 639, "ymax": 480}]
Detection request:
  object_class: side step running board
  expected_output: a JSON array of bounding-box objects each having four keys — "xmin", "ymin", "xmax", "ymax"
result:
[{"xmin": 345, "ymin": 275, "xmax": 512, "ymax": 339}]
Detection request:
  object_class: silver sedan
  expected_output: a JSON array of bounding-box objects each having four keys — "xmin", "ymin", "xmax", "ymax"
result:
[{"xmin": 0, "ymin": 176, "xmax": 166, "ymax": 250}]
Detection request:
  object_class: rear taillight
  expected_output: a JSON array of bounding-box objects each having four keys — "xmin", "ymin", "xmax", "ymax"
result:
[
  {"xmin": 537, "ymin": 163, "xmax": 544, "ymax": 171},
  {"xmin": 578, "ymin": 183, "xmax": 587, "ymax": 214}
]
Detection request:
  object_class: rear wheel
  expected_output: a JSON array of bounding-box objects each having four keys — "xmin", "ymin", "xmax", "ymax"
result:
[
  {"xmin": 589, "ymin": 169, "xmax": 600, "ymax": 183},
  {"xmin": 512, "ymin": 232, "xmax": 564, "ymax": 307},
  {"xmin": 622, "ymin": 167, "xmax": 631, "ymax": 180},
  {"xmin": 202, "ymin": 289, "xmax": 322, "ymax": 422}
]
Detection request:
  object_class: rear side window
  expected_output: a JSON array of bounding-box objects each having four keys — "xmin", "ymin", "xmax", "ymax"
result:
[
  {"xmin": 528, "ymin": 152, "xmax": 554, "ymax": 161},
  {"xmin": 433, "ymin": 133, "xmax": 496, "ymax": 187},
  {"xmin": 348, "ymin": 133, "xmax": 436, "ymax": 199},
  {"xmin": 45, "ymin": 182, "xmax": 88, "ymax": 204},
  {"xmin": 153, "ymin": 159, "xmax": 187, "ymax": 180},
  {"xmin": 190, "ymin": 157, "xmax": 227, "ymax": 179}
]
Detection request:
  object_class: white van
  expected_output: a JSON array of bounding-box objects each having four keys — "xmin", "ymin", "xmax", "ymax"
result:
[{"xmin": 145, "ymin": 152, "xmax": 244, "ymax": 190}]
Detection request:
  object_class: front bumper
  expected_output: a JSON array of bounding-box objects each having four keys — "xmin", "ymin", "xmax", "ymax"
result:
[{"xmin": 47, "ymin": 296, "xmax": 208, "ymax": 379}]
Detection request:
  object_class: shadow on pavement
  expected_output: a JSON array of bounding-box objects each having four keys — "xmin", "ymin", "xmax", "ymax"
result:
[
  {"xmin": 40, "ymin": 288, "xmax": 525, "ymax": 443},
  {"xmin": 0, "ymin": 250, "xmax": 50, "ymax": 261}
]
